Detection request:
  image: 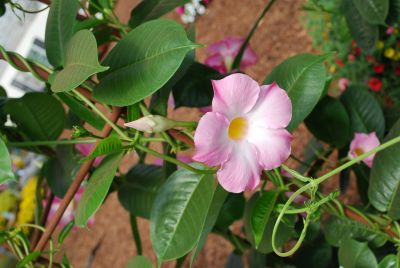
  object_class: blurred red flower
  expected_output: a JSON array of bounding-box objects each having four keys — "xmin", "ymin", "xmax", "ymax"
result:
[
  {"xmin": 373, "ymin": 64, "xmax": 385, "ymax": 74},
  {"xmin": 368, "ymin": 77, "xmax": 382, "ymax": 92}
]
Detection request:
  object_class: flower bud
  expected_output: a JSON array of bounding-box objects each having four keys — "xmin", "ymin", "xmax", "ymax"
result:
[{"xmin": 124, "ymin": 115, "xmax": 176, "ymax": 133}]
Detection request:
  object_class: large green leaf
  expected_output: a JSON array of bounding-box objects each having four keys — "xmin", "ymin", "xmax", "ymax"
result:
[
  {"xmin": 353, "ymin": 0, "xmax": 389, "ymax": 25},
  {"xmin": 338, "ymin": 239, "xmax": 378, "ymax": 268},
  {"xmin": 4, "ymin": 93, "xmax": 65, "ymax": 141},
  {"xmin": 118, "ymin": 164, "xmax": 164, "ymax": 219},
  {"xmin": 172, "ymin": 62, "xmax": 222, "ymax": 108},
  {"xmin": 45, "ymin": 0, "xmax": 78, "ymax": 68},
  {"xmin": 342, "ymin": 0, "xmax": 379, "ymax": 53},
  {"xmin": 57, "ymin": 93, "xmax": 104, "ymax": 130},
  {"xmin": 264, "ymin": 53, "xmax": 327, "ymax": 131},
  {"xmin": 44, "ymin": 145, "xmax": 80, "ymax": 197},
  {"xmin": 340, "ymin": 86, "xmax": 385, "ymax": 138},
  {"xmin": 250, "ymin": 191, "xmax": 278, "ymax": 248},
  {"xmin": 0, "ymin": 138, "xmax": 14, "ymax": 184},
  {"xmin": 190, "ymin": 185, "xmax": 228, "ymax": 266},
  {"xmin": 150, "ymin": 166, "xmax": 214, "ymax": 261},
  {"xmin": 305, "ymin": 96, "xmax": 350, "ymax": 148},
  {"xmin": 215, "ymin": 193, "xmax": 245, "ymax": 229},
  {"xmin": 51, "ymin": 30, "xmax": 108, "ymax": 93},
  {"xmin": 125, "ymin": 255, "xmax": 153, "ymax": 268},
  {"xmin": 368, "ymin": 120, "xmax": 400, "ymax": 219},
  {"xmin": 324, "ymin": 216, "xmax": 387, "ymax": 247},
  {"xmin": 129, "ymin": 0, "xmax": 190, "ymax": 27},
  {"xmin": 94, "ymin": 19, "xmax": 198, "ymax": 106},
  {"xmin": 75, "ymin": 153, "xmax": 123, "ymax": 227}
]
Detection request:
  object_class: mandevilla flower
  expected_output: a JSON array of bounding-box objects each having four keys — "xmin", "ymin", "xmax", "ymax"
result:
[
  {"xmin": 124, "ymin": 115, "xmax": 176, "ymax": 133},
  {"xmin": 193, "ymin": 73, "xmax": 292, "ymax": 193},
  {"xmin": 348, "ymin": 132, "xmax": 380, "ymax": 168},
  {"xmin": 205, "ymin": 37, "xmax": 257, "ymax": 73}
]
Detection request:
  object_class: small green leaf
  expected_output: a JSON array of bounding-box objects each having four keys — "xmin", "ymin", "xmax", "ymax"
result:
[
  {"xmin": 305, "ymin": 96, "xmax": 350, "ymax": 148},
  {"xmin": 16, "ymin": 251, "xmax": 41, "ymax": 268},
  {"xmin": 324, "ymin": 216, "xmax": 387, "ymax": 247},
  {"xmin": 58, "ymin": 220, "xmax": 75, "ymax": 244},
  {"xmin": 51, "ymin": 30, "xmax": 108, "ymax": 93},
  {"xmin": 118, "ymin": 164, "xmax": 164, "ymax": 219},
  {"xmin": 340, "ymin": 86, "xmax": 385, "ymax": 138},
  {"xmin": 45, "ymin": 0, "xmax": 79, "ymax": 67},
  {"xmin": 342, "ymin": 0, "xmax": 379, "ymax": 53},
  {"xmin": 250, "ymin": 191, "xmax": 279, "ymax": 247},
  {"xmin": 129, "ymin": 0, "xmax": 190, "ymax": 27},
  {"xmin": 81, "ymin": 136, "xmax": 123, "ymax": 162},
  {"xmin": 75, "ymin": 153, "xmax": 123, "ymax": 227},
  {"xmin": 368, "ymin": 119, "xmax": 400, "ymax": 219},
  {"xmin": 378, "ymin": 255, "xmax": 397, "ymax": 268},
  {"xmin": 4, "ymin": 92, "xmax": 65, "ymax": 141},
  {"xmin": 353, "ymin": 0, "xmax": 389, "ymax": 25},
  {"xmin": 125, "ymin": 255, "xmax": 153, "ymax": 268},
  {"xmin": 338, "ymin": 239, "xmax": 378, "ymax": 268},
  {"xmin": 150, "ymin": 165, "xmax": 214, "ymax": 261},
  {"xmin": 94, "ymin": 19, "xmax": 199, "ymax": 106},
  {"xmin": 264, "ymin": 53, "xmax": 328, "ymax": 131},
  {"xmin": 0, "ymin": 138, "xmax": 15, "ymax": 184}
]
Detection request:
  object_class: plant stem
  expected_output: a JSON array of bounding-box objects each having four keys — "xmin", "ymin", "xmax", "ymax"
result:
[
  {"xmin": 9, "ymin": 139, "xmax": 98, "ymax": 147},
  {"xmin": 73, "ymin": 89, "xmax": 130, "ymax": 141},
  {"xmin": 134, "ymin": 144, "xmax": 216, "ymax": 174},
  {"xmin": 129, "ymin": 215, "xmax": 142, "ymax": 255}
]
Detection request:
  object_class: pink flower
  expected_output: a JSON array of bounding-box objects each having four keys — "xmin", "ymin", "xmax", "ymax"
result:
[
  {"xmin": 386, "ymin": 26, "xmax": 394, "ymax": 35},
  {"xmin": 75, "ymin": 143, "xmax": 103, "ymax": 167},
  {"xmin": 348, "ymin": 132, "xmax": 380, "ymax": 168},
  {"xmin": 205, "ymin": 37, "xmax": 257, "ymax": 73},
  {"xmin": 338, "ymin": 78, "xmax": 349, "ymax": 92},
  {"xmin": 193, "ymin": 74, "xmax": 292, "ymax": 193},
  {"xmin": 176, "ymin": 6, "xmax": 185, "ymax": 14}
]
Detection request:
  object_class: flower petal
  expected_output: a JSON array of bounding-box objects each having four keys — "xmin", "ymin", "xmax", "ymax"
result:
[
  {"xmin": 247, "ymin": 82, "xmax": 292, "ymax": 129},
  {"xmin": 241, "ymin": 46, "xmax": 258, "ymax": 69},
  {"xmin": 212, "ymin": 73, "xmax": 260, "ymax": 119},
  {"xmin": 247, "ymin": 127, "xmax": 292, "ymax": 170},
  {"xmin": 349, "ymin": 132, "xmax": 380, "ymax": 167},
  {"xmin": 193, "ymin": 112, "xmax": 232, "ymax": 166},
  {"xmin": 217, "ymin": 141, "xmax": 261, "ymax": 193}
]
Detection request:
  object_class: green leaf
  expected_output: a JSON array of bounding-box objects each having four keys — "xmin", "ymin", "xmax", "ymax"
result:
[
  {"xmin": 75, "ymin": 153, "xmax": 123, "ymax": 227},
  {"xmin": 190, "ymin": 185, "xmax": 228, "ymax": 266},
  {"xmin": 264, "ymin": 53, "xmax": 327, "ymax": 131},
  {"xmin": 94, "ymin": 19, "xmax": 199, "ymax": 106},
  {"xmin": 57, "ymin": 93, "xmax": 104, "ymax": 130},
  {"xmin": 305, "ymin": 96, "xmax": 350, "ymax": 148},
  {"xmin": 4, "ymin": 93, "xmax": 65, "ymax": 141},
  {"xmin": 244, "ymin": 192, "xmax": 293, "ymax": 254},
  {"xmin": 129, "ymin": 0, "xmax": 190, "ymax": 28},
  {"xmin": 368, "ymin": 119, "xmax": 400, "ymax": 219},
  {"xmin": 250, "ymin": 191, "xmax": 279, "ymax": 247},
  {"xmin": 225, "ymin": 253, "xmax": 244, "ymax": 268},
  {"xmin": 324, "ymin": 216, "xmax": 387, "ymax": 247},
  {"xmin": 340, "ymin": 86, "xmax": 385, "ymax": 138},
  {"xmin": 51, "ymin": 30, "xmax": 109, "ymax": 93},
  {"xmin": 338, "ymin": 239, "xmax": 378, "ymax": 268},
  {"xmin": 215, "ymin": 193, "xmax": 245, "ymax": 229},
  {"xmin": 150, "ymin": 166, "xmax": 215, "ymax": 261},
  {"xmin": 353, "ymin": 0, "xmax": 389, "ymax": 25},
  {"xmin": 378, "ymin": 255, "xmax": 397, "ymax": 268},
  {"xmin": 0, "ymin": 138, "xmax": 14, "ymax": 184},
  {"xmin": 16, "ymin": 251, "xmax": 41, "ymax": 268},
  {"xmin": 81, "ymin": 136, "xmax": 123, "ymax": 162},
  {"xmin": 118, "ymin": 164, "xmax": 164, "ymax": 219},
  {"xmin": 342, "ymin": 0, "xmax": 379, "ymax": 53},
  {"xmin": 45, "ymin": 0, "xmax": 78, "ymax": 68},
  {"xmin": 125, "ymin": 255, "xmax": 153, "ymax": 268},
  {"xmin": 44, "ymin": 145, "xmax": 80, "ymax": 197},
  {"xmin": 387, "ymin": 0, "xmax": 400, "ymax": 24},
  {"xmin": 172, "ymin": 62, "xmax": 221, "ymax": 108},
  {"xmin": 58, "ymin": 220, "xmax": 75, "ymax": 244}
]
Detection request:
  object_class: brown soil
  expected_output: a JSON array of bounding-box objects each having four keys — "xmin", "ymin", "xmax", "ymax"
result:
[{"xmin": 61, "ymin": 0, "xmax": 316, "ymax": 267}]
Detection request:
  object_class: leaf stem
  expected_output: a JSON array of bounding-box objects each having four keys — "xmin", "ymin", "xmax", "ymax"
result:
[{"xmin": 8, "ymin": 139, "xmax": 98, "ymax": 147}]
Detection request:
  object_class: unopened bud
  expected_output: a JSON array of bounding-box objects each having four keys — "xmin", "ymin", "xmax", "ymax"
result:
[{"xmin": 124, "ymin": 115, "xmax": 176, "ymax": 133}]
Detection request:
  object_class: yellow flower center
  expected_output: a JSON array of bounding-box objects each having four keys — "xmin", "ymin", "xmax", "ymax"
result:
[
  {"xmin": 354, "ymin": 147, "xmax": 364, "ymax": 156},
  {"xmin": 228, "ymin": 117, "xmax": 248, "ymax": 140}
]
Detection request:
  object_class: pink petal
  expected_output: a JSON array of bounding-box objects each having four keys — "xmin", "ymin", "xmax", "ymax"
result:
[
  {"xmin": 240, "ymin": 46, "xmax": 258, "ymax": 70},
  {"xmin": 193, "ymin": 112, "xmax": 232, "ymax": 166},
  {"xmin": 247, "ymin": 82, "xmax": 292, "ymax": 129},
  {"xmin": 207, "ymin": 40, "xmax": 228, "ymax": 54},
  {"xmin": 205, "ymin": 53, "xmax": 226, "ymax": 73},
  {"xmin": 247, "ymin": 127, "xmax": 292, "ymax": 170},
  {"xmin": 75, "ymin": 144, "xmax": 93, "ymax": 156},
  {"xmin": 349, "ymin": 132, "xmax": 380, "ymax": 167},
  {"xmin": 217, "ymin": 142, "xmax": 261, "ymax": 193},
  {"xmin": 212, "ymin": 73, "xmax": 260, "ymax": 119}
]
